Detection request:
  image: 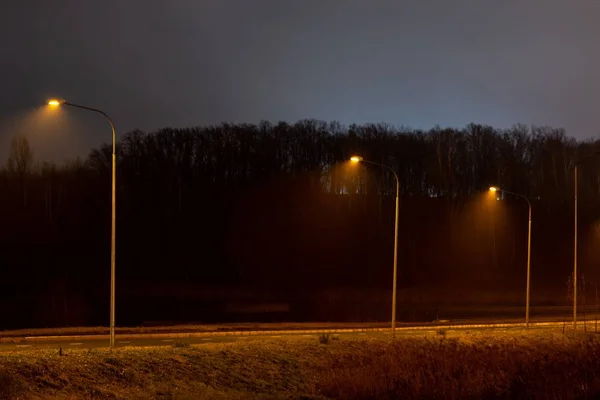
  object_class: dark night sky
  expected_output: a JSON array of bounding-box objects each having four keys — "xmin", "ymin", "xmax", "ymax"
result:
[{"xmin": 1, "ymin": 0, "xmax": 600, "ymax": 162}]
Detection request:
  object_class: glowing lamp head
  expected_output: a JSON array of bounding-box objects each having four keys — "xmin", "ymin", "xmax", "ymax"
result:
[
  {"xmin": 350, "ymin": 156, "xmax": 363, "ymax": 163},
  {"xmin": 47, "ymin": 99, "xmax": 64, "ymax": 106},
  {"xmin": 489, "ymin": 186, "xmax": 499, "ymax": 192}
]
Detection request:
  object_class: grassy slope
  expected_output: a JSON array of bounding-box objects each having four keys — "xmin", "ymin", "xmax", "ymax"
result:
[{"xmin": 1, "ymin": 329, "xmax": 599, "ymax": 399}]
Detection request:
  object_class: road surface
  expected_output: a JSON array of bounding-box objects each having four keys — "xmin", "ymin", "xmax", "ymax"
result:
[
  {"xmin": 1, "ymin": 313, "xmax": 596, "ymax": 352},
  {"xmin": 1, "ymin": 331, "xmax": 392, "ymax": 351}
]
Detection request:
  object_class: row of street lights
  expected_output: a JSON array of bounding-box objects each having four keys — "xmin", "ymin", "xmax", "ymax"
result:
[
  {"xmin": 43, "ymin": 97, "xmax": 594, "ymax": 345},
  {"xmin": 350, "ymin": 155, "xmax": 596, "ymax": 337}
]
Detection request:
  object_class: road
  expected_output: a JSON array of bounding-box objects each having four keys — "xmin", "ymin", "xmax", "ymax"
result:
[
  {"xmin": 1, "ymin": 331, "xmax": 391, "ymax": 351},
  {"xmin": 1, "ymin": 313, "xmax": 597, "ymax": 352}
]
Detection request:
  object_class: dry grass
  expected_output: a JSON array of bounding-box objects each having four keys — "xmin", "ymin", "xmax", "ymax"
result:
[
  {"xmin": 1, "ymin": 329, "xmax": 599, "ymax": 399},
  {"xmin": 319, "ymin": 330, "xmax": 600, "ymax": 399},
  {"xmin": 0, "ymin": 337, "xmax": 328, "ymax": 400}
]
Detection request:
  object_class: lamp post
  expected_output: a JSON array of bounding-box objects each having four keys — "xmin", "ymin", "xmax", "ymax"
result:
[
  {"xmin": 489, "ymin": 186, "xmax": 532, "ymax": 328},
  {"xmin": 350, "ymin": 156, "xmax": 400, "ymax": 338},
  {"xmin": 571, "ymin": 153, "xmax": 600, "ymax": 329},
  {"xmin": 48, "ymin": 99, "xmax": 117, "ymax": 349}
]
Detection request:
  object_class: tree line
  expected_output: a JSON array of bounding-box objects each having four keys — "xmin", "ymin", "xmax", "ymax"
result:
[{"xmin": 1, "ymin": 120, "xmax": 599, "ymax": 328}]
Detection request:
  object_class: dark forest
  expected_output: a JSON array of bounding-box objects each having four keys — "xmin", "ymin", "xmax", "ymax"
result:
[{"xmin": 1, "ymin": 120, "xmax": 599, "ymax": 329}]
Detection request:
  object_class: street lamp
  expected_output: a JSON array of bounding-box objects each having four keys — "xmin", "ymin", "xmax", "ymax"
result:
[
  {"xmin": 350, "ymin": 155, "xmax": 400, "ymax": 338},
  {"xmin": 48, "ymin": 98, "xmax": 117, "ymax": 349},
  {"xmin": 489, "ymin": 186, "xmax": 532, "ymax": 328}
]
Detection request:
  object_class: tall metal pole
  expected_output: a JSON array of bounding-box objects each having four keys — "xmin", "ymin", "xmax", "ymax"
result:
[
  {"xmin": 495, "ymin": 189, "xmax": 532, "ymax": 328},
  {"xmin": 570, "ymin": 153, "xmax": 600, "ymax": 329},
  {"xmin": 110, "ymin": 121, "xmax": 116, "ymax": 349},
  {"xmin": 525, "ymin": 202, "xmax": 532, "ymax": 328},
  {"xmin": 548, "ymin": 154, "xmax": 600, "ymax": 330},
  {"xmin": 574, "ymin": 165, "xmax": 578, "ymax": 329},
  {"xmin": 358, "ymin": 159, "xmax": 400, "ymax": 338},
  {"xmin": 392, "ymin": 174, "xmax": 399, "ymax": 339},
  {"xmin": 62, "ymin": 102, "xmax": 117, "ymax": 348}
]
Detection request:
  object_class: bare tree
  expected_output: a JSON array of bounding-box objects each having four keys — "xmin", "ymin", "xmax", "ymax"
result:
[{"xmin": 6, "ymin": 134, "xmax": 34, "ymax": 207}]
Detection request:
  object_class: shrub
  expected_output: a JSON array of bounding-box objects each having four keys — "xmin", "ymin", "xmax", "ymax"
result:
[{"xmin": 318, "ymin": 333, "xmax": 331, "ymax": 344}]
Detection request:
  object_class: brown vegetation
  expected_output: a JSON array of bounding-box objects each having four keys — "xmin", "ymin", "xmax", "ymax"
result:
[{"xmin": 0, "ymin": 329, "xmax": 599, "ymax": 399}]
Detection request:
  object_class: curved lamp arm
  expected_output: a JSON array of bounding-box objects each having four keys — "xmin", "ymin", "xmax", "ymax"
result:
[
  {"xmin": 63, "ymin": 102, "xmax": 117, "ymax": 155},
  {"xmin": 497, "ymin": 189, "xmax": 532, "ymax": 212},
  {"xmin": 359, "ymin": 159, "xmax": 400, "ymax": 195}
]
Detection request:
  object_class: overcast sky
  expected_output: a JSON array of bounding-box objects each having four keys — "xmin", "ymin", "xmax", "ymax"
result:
[{"xmin": 1, "ymin": 0, "xmax": 600, "ymax": 161}]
